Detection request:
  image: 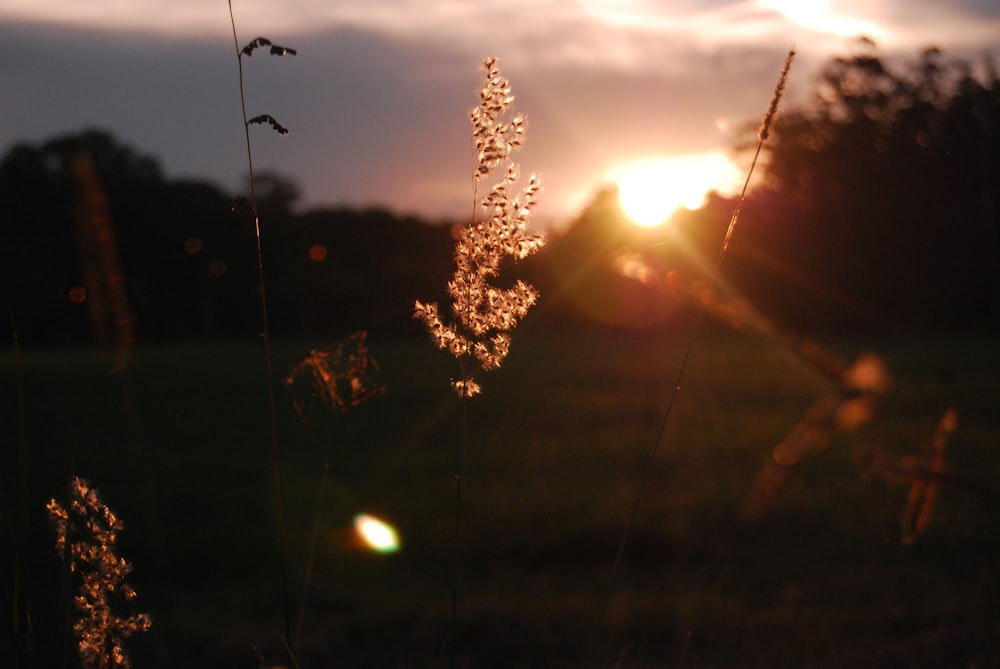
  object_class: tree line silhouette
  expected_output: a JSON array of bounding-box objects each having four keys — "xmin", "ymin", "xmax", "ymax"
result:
[
  {"xmin": 733, "ymin": 42, "xmax": 1000, "ymax": 333},
  {"xmin": 1, "ymin": 44, "xmax": 997, "ymax": 346}
]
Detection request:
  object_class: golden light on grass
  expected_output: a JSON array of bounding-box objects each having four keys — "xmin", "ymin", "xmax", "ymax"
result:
[
  {"xmin": 47, "ymin": 477, "xmax": 151, "ymax": 669},
  {"xmin": 354, "ymin": 513, "xmax": 400, "ymax": 553},
  {"xmin": 610, "ymin": 152, "xmax": 740, "ymax": 227},
  {"xmin": 413, "ymin": 56, "xmax": 544, "ymax": 397}
]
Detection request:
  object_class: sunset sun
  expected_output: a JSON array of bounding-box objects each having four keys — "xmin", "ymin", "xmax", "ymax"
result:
[{"xmin": 611, "ymin": 153, "xmax": 741, "ymax": 227}]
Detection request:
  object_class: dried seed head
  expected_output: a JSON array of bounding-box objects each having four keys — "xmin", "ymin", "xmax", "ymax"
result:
[
  {"xmin": 759, "ymin": 48, "xmax": 796, "ymax": 141},
  {"xmin": 415, "ymin": 57, "xmax": 545, "ymax": 397},
  {"xmin": 48, "ymin": 477, "xmax": 150, "ymax": 669}
]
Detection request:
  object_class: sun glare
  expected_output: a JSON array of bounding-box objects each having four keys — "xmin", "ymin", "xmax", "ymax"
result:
[
  {"xmin": 756, "ymin": 0, "xmax": 884, "ymax": 39},
  {"xmin": 611, "ymin": 153, "xmax": 741, "ymax": 227}
]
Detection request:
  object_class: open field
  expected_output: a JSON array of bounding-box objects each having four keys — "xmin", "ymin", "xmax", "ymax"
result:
[{"xmin": 3, "ymin": 329, "xmax": 999, "ymax": 668}]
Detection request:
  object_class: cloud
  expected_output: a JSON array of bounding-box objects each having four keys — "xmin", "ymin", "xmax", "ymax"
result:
[
  {"xmin": 8, "ymin": 0, "xmax": 999, "ymax": 58},
  {"xmin": 2, "ymin": 1, "xmax": 998, "ymax": 223},
  {"xmin": 0, "ymin": 18, "xmax": 790, "ymax": 221}
]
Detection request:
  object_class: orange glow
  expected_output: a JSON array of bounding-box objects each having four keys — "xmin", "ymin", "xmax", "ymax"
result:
[
  {"xmin": 611, "ymin": 153, "xmax": 740, "ymax": 227},
  {"xmin": 69, "ymin": 286, "xmax": 87, "ymax": 304},
  {"xmin": 308, "ymin": 243, "xmax": 328, "ymax": 262},
  {"xmin": 208, "ymin": 259, "xmax": 227, "ymax": 277},
  {"xmin": 614, "ymin": 252, "xmax": 656, "ymax": 284},
  {"xmin": 183, "ymin": 237, "xmax": 203, "ymax": 255},
  {"xmin": 354, "ymin": 514, "xmax": 400, "ymax": 553}
]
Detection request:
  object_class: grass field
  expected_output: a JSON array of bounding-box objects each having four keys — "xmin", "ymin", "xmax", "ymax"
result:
[{"xmin": 3, "ymin": 328, "xmax": 999, "ymax": 668}]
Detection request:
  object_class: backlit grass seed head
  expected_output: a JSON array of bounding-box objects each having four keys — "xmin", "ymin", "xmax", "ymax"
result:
[
  {"xmin": 283, "ymin": 330, "xmax": 386, "ymax": 417},
  {"xmin": 472, "ymin": 57, "xmax": 526, "ymax": 178},
  {"xmin": 759, "ymin": 48, "xmax": 796, "ymax": 141},
  {"xmin": 47, "ymin": 477, "xmax": 151, "ymax": 669},
  {"xmin": 415, "ymin": 57, "xmax": 544, "ymax": 396}
]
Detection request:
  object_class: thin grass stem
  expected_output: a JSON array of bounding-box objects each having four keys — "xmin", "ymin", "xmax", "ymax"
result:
[
  {"xmin": 446, "ymin": 396, "xmax": 467, "ymax": 669},
  {"xmin": 582, "ymin": 48, "xmax": 795, "ymax": 668},
  {"xmin": 227, "ymin": 0, "xmax": 293, "ymax": 656},
  {"xmin": 444, "ymin": 160, "xmax": 482, "ymax": 669},
  {"xmin": 294, "ymin": 460, "xmax": 329, "ymax": 649},
  {"xmin": 2, "ymin": 307, "xmax": 30, "ymax": 667},
  {"xmin": 417, "ymin": 56, "xmax": 544, "ymax": 668}
]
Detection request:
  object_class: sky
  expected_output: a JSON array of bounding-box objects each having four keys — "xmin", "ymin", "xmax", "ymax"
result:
[{"xmin": 2, "ymin": 0, "xmax": 999, "ymax": 226}]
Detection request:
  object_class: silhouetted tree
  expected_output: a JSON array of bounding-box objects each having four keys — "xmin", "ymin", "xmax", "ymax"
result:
[
  {"xmin": 1, "ymin": 130, "xmax": 157, "ymax": 343},
  {"xmin": 0, "ymin": 129, "xmax": 458, "ymax": 344},
  {"xmin": 736, "ymin": 42, "xmax": 1000, "ymax": 332},
  {"xmin": 246, "ymin": 171, "xmax": 301, "ymax": 221},
  {"xmin": 0, "ymin": 130, "xmax": 250, "ymax": 343},
  {"xmin": 263, "ymin": 206, "xmax": 453, "ymax": 338}
]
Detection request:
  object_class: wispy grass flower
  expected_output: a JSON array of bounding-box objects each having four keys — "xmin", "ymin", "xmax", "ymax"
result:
[
  {"xmin": 283, "ymin": 330, "xmax": 386, "ymax": 418},
  {"xmin": 47, "ymin": 477, "xmax": 150, "ymax": 669},
  {"xmin": 758, "ymin": 49, "xmax": 795, "ymax": 142},
  {"xmin": 415, "ymin": 56, "xmax": 545, "ymax": 397},
  {"xmin": 413, "ymin": 56, "xmax": 543, "ymax": 667}
]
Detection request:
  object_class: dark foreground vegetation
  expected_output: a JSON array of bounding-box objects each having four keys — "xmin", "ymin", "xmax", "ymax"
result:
[
  {"xmin": 2, "ymin": 331, "xmax": 999, "ymax": 668},
  {"xmin": 1, "ymin": 42, "xmax": 999, "ymax": 668}
]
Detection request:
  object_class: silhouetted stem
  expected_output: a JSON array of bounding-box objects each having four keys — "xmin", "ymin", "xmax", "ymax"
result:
[
  {"xmin": 228, "ymin": 0, "xmax": 293, "ymax": 656},
  {"xmin": 582, "ymin": 48, "xmax": 795, "ymax": 668}
]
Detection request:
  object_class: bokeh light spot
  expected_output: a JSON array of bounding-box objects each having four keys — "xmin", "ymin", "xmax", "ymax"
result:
[
  {"xmin": 354, "ymin": 514, "xmax": 400, "ymax": 553},
  {"xmin": 308, "ymin": 243, "xmax": 328, "ymax": 262},
  {"xmin": 69, "ymin": 286, "xmax": 87, "ymax": 304},
  {"xmin": 209, "ymin": 259, "xmax": 228, "ymax": 277},
  {"xmin": 184, "ymin": 237, "xmax": 203, "ymax": 255}
]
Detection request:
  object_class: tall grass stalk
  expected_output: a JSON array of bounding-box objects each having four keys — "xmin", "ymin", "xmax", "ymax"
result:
[
  {"xmin": 447, "ymin": 397, "xmax": 468, "ymax": 667},
  {"xmin": 2, "ymin": 307, "xmax": 30, "ymax": 667},
  {"xmin": 582, "ymin": 48, "xmax": 796, "ymax": 666},
  {"xmin": 226, "ymin": 1, "xmax": 297, "ymax": 659},
  {"xmin": 293, "ymin": 460, "xmax": 328, "ymax": 649},
  {"xmin": 414, "ymin": 56, "xmax": 544, "ymax": 667}
]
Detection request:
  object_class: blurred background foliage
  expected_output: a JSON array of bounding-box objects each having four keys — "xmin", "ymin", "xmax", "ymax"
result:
[{"xmin": 1, "ymin": 44, "xmax": 997, "ymax": 346}]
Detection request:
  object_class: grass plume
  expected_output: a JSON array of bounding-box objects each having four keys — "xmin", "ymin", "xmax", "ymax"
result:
[
  {"xmin": 47, "ymin": 477, "xmax": 150, "ymax": 669},
  {"xmin": 414, "ymin": 56, "xmax": 545, "ymax": 398},
  {"xmin": 414, "ymin": 56, "xmax": 544, "ymax": 665}
]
